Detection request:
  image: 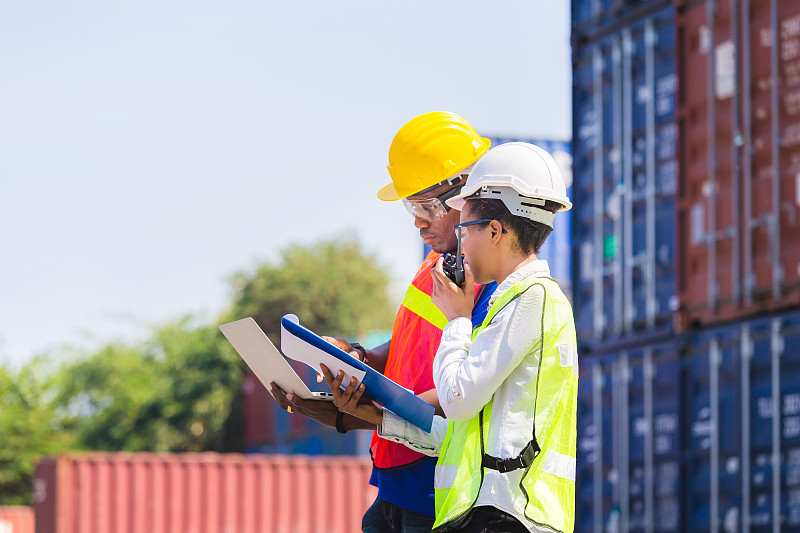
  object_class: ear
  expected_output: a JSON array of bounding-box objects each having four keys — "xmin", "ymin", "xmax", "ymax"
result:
[{"xmin": 488, "ymin": 220, "xmax": 504, "ymax": 244}]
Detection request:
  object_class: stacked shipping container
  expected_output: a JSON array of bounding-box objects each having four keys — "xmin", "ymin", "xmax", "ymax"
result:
[
  {"xmin": 682, "ymin": 311, "xmax": 800, "ymax": 531},
  {"xmin": 676, "ymin": 0, "xmax": 800, "ymax": 328},
  {"xmin": 573, "ymin": 0, "xmax": 800, "ymax": 531},
  {"xmin": 577, "ymin": 342, "xmax": 682, "ymax": 532},
  {"xmin": 572, "ymin": 2, "xmax": 678, "ymax": 350}
]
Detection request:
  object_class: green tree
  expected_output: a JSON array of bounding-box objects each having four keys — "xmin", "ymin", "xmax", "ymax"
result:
[
  {"xmin": 228, "ymin": 236, "xmax": 395, "ymax": 341},
  {"xmin": 0, "ymin": 357, "xmax": 76, "ymax": 504}
]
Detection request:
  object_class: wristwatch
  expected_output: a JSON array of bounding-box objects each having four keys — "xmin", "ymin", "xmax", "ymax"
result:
[
  {"xmin": 350, "ymin": 342, "xmax": 368, "ymax": 363},
  {"xmin": 336, "ymin": 411, "xmax": 348, "ymax": 434}
]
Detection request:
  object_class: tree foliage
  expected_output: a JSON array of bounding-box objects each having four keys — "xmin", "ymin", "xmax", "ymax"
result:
[{"xmin": 0, "ymin": 358, "xmax": 76, "ymax": 504}]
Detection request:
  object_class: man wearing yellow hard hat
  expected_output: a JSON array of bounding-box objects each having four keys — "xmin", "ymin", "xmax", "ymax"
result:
[{"xmin": 273, "ymin": 112, "xmax": 497, "ymax": 532}]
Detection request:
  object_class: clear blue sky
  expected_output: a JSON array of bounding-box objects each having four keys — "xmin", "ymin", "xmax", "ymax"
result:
[{"xmin": 0, "ymin": 1, "xmax": 571, "ymax": 366}]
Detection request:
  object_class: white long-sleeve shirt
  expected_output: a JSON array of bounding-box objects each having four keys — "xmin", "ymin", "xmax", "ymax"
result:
[{"xmin": 379, "ymin": 260, "xmax": 557, "ymax": 533}]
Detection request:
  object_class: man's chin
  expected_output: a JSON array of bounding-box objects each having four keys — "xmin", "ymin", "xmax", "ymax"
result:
[{"xmin": 430, "ymin": 243, "xmax": 456, "ymax": 255}]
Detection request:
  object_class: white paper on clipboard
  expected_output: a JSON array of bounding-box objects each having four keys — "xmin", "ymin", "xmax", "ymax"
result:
[{"xmin": 280, "ymin": 314, "xmax": 366, "ymax": 386}]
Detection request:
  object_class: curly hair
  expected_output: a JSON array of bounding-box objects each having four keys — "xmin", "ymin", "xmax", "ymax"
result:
[{"xmin": 466, "ymin": 198, "xmax": 560, "ymax": 255}]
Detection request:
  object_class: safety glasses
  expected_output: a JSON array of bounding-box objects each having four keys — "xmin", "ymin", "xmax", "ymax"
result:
[
  {"xmin": 453, "ymin": 218, "xmax": 507, "ymax": 243},
  {"xmin": 402, "ymin": 186, "xmax": 463, "ymax": 222}
]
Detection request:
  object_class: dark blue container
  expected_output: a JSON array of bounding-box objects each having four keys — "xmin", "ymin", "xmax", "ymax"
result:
[
  {"xmin": 572, "ymin": 4, "xmax": 677, "ymax": 349},
  {"xmin": 576, "ymin": 339, "xmax": 681, "ymax": 532},
  {"xmin": 578, "ymin": 309, "xmax": 800, "ymax": 532},
  {"xmin": 683, "ymin": 310, "xmax": 800, "ymax": 532}
]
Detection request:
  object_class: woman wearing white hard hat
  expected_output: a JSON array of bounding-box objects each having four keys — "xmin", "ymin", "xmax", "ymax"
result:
[{"xmin": 325, "ymin": 143, "xmax": 578, "ymax": 533}]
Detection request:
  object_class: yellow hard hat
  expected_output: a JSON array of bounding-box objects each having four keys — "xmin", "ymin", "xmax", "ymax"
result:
[{"xmin": 378, "ymin": 112, "xmax": 491, "ymax": 201}]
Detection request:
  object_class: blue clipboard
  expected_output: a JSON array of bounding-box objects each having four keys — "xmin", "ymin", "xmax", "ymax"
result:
[{"xmin": 280, "ymin": 315, "xmax": 435, "ymax": 432}]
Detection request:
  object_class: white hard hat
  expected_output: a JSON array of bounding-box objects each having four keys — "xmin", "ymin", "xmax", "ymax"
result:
[{"xmin": 446, "ymin": 142, "xmax": 572, "ymax": 228}]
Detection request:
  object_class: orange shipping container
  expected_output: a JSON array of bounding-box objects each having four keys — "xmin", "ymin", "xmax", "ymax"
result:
[
  {"xmin": 676, "ymin": 0, "xmax": 800, "ymax": 328},
  {"xmin": 32, "ymin": 453, "xmax": 377, "ymax": 533},
  {"xmin": 0, "ymin": 506, "xmax": 35, "ymax": 533}
]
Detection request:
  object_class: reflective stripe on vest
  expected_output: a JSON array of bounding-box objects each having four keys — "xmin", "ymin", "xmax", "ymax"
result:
[
  {"xmin": 432, "ymin": 277, "xmax": 578, "ymax": 533},
  {"xmin": 402, "ymin": 283, "xmax": 449, "ymax": 330}
]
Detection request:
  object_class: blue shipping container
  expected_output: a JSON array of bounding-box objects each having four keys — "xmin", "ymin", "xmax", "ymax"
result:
[
  {"xmin": 684, "ymin": 310, "xmax": 800, "ymax": 532},
  {"xmin": 577, "ymin": 308, "xmax": 800, "ymax": 532},
  {"xmin": 576, "ymin": 340, "xmax": 681, "ymax": 533},
  {"xmin": 572, "ymin": 4, "xmax": 677, "ymax": 348},
  {"xmin": 422, "ymin": 138, "xmax": 573, "ymax": 298}
]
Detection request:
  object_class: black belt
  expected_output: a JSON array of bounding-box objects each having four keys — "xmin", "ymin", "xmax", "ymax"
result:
[{"xmin": 481, "ymin": 439, "xmax": 540, "ymax": 473}]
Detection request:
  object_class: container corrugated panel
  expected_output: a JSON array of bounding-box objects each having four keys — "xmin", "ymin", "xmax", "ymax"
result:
[
  {"xmin": 488, "ymin": 137, "xmax": 573, "ymax": 298},
  {"xmin": 576, "ymin": 340, "xmax": 681, "ymax": 533},
  {"xmin": 572, "ymin": 0, "xmax": 673, "ymax": 46},
  {"xmin": 572, "ymin": 5, "xmax": 678, "ymax": 349},
  {"xmin": 676, "ymin": 0, "xmax": 800, "ymax": 329},
  {"xmin": 243, "ymin": 363, "xmax": 366, "ymax": 455},
  {"xmin": 32, "ymin": 453, "xmax": 377, "ymax": 533},
  {"xmin": 684, "ymin": 310, "xmax": 800, "ymax": 532},
  {"xmin": 0, "ymin": 507, "xmax": 34, "ymax": 533}
]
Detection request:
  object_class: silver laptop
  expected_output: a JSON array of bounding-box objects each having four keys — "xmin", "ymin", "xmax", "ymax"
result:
[{"xmin": 219, "ymin": 317, "xmax": 333, "ymax": 401}]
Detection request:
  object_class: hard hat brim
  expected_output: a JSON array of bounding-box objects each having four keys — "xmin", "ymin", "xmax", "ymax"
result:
[
  {"xmin": 446, "ymin": 186, "xmax": 573, "ymax": 212},
  {"xmin": 377, "ymin": 182, "xmax": 401, "ymax": 202}
]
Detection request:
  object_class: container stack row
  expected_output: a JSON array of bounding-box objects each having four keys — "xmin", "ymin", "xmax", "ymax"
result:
[
  {"xmin": 577, "ymin": 310, "xmax": 800, "ymax": 532},
  {"xmin": 572, "ymin": 0, "xmax": 800, "ymax": 530}
]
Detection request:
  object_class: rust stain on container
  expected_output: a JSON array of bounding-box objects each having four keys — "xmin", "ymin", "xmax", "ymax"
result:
[
  {"xmin": 0, "ymin": 506, "xmax": 35, "ymax": 533},
  {"xmin": 33, "ymin": 453, "xmax": 377, "ymax": 533},
  {"xmin": 677, "ymin": 0, "xmax": 800, "ymax": 328}
]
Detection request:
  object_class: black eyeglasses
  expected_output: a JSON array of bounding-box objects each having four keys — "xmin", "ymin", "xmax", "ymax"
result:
[{"xmin": 453, "ymin": 219, "xmax": 507, "ymax": 241}]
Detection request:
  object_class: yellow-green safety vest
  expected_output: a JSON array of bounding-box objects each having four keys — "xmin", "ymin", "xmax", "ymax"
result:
[{"xmin": 432, "ymin": 277, "xmax": 578, "ymax": 533}]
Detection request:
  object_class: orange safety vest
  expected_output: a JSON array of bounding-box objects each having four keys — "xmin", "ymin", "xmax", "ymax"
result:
[{"xmin": 371, "ymin": 251, "xmax": 484, "ymax": 469}]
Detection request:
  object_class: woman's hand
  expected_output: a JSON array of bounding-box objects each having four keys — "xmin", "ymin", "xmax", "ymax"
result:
[
  {"xmin": 320, "ymin": 364, "xmax": 383, "ymax": 426},
  {"xmin": 431, "ymin": 256, "xmax": 475, "ymax": 322}
]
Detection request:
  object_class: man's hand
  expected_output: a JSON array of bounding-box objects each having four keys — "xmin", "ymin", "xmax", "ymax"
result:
[
  {"xmin": 270, "ymin": 382, "xmax": 339, "ymax": 428},
  {"xmin": 320, "ymin": 364, "xmax": 383, "ymax": 426}
]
